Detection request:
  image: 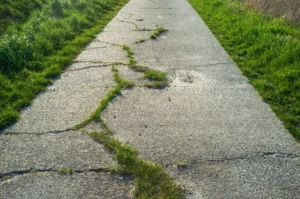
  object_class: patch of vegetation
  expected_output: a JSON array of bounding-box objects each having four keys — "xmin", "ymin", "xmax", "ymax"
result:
[
  {"xmin": 0, "ymin": 0, "xmax": 130, "ymax": 130},
  {"xmin": 134, "ymin": 39, "xmax": 147, "ymax": 44},
  {"xmin": 90, "ymin": 131, "xmax": 184, "ymax": 199},
  {"xmin": 150, "ymin": 27, "xmax": 167, "ymax": 39},
  {"xmin": 144, "ymin": 70, "xmax": 168, "ymax": 82},
  {"xmin": 189, "ymin": 0, "xmax": 300, "ymax": 140},
  {"xmin": 59, "ymin": 168, "xmax": 74, "ymax": 175},
  {"xmin": 72, "ymin": 83, "xmax": 122, "ymax": 130},
  {"xmin": 112, "ymin": 65, "xmax": 135, "ymax": 88},
  {"xmin": 122, "ymin": 45, "xmax": 169, "ymax": 89},
  {"xmin": 0, "ymin": 0, "xmax": 46, "ymax": 35}
]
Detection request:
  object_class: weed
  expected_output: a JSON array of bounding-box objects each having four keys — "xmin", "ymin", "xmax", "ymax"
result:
[
  {"xmin": 188, "ymin": 0, "xmax": 300, "ymax": 140},
  {"xmin": 121, "ymin": 45, "xmax": 169, "ymax": 89},
  {"xmin": 134, "ymin": 39, "xmax": 146, "ymax": 44},
  {"xmin": 150, "ymin": 27, "xmax": 167, "ymax": 39},
  {"xmin": 90, "ymin": 131, "xmax": 184, "ymax": 198},
  {"xmin": 59, "ymin": 168, "xmax": 74, "ymax": 175},
  {"xmin": 144, "ymin": 69, "xmax": 168, "ymax": 82}
]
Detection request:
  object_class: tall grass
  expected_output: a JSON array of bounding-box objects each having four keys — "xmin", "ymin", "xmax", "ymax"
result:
[
  {"xmin": 0, "ymin": 0, "xmax": 129, "ymax": 129},
  {"xmin": 0, "ymin": 0, "xmax": 47, "ymax": 35},
  {"xmin": 244, "ymin": 0, "xmax": 300, "ymax": 25},
  {"xmin": 188, "ymin": 0, "xmax": 300, "ymax": 140}
]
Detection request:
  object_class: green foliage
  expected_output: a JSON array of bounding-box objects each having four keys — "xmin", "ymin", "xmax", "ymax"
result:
[
  {"xmin": 0, "ymin": 0, "xmax": 129, "ymax": 130},
  {"xmin": 150, "ymin": 27, "xmax": 166, "ymax": 39},
  {"xmin": 0, "ymin": 0, "xmax": 46, "ymax": 35},
  {"xmin": 188, "ymin": 0, "xmax": 300, "ymax": 140},
  {"xmin": 90, "ymin": 131, "xmax": 184, "ymax": 199},
  {"xmin": 144, "ymin": 69, "xmax": 168, "ymax": 82},
  {"xmin": 59, "ymin": 167, "xmax": 74, "ymax": 175}
]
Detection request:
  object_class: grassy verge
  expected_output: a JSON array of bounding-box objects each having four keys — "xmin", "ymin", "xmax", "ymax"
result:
[
  {"xmin": 188, "ymin": 0, "xmax": 300, "ymax": 140},
  {"xmin": 0, "ymin": 0, "xmax": 129, "ymax": 130},
  {"xmin": 0, "ymin": 0, "xmax": 47, "ymax": 35}
]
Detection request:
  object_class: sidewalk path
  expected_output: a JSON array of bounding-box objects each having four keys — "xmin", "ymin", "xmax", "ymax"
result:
[{"xmin": 1, "ymin": 0, "xmax": 300, "ymax": 198}]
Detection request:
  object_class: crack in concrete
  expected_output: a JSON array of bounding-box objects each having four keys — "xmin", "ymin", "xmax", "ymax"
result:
[
  {"xmin": 162, "ymin": 152, "xmax": 300, "ymax": 169},
  {"xmin": 84, "ymin": 45, "xmax": 115, "ymax": 50},
  {"xmin": 115, "ymin": 19, "xmax": 156, "ymax": 32},
  {"xmin": 73, "ymin": 60, "xmax": 113, "ymax": 64},
  {"xmin": 263, "ymin": 152, "xmax": 300, "ymax": 158},
  {"xmin": 139, "ymin": 7, "xmax": 173, "ymax": 10},
  {"xmin": 66, "ymin": 64, "xmax": 111, "ymax": 72},
  {"xmin": 0, "ymin": 167, "xmax": 113, "ymax": 181},
  {"xmin": 2, "ymin": 129, "xmax": 72, "ymax": 136},
  {"xmin": 95, "ymin": 40, "xmax": 121, "ymax": 47},
  {"xmin": 194, "ymin": 61, "xmax": 235, "ymax": 68}
]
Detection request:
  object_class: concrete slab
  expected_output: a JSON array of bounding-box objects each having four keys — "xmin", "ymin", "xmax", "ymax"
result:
[
  {"xmin": 0, "ymin": 172, "xmax": 132, "ymax": 199},
  {"xmin": 99, "ymin": 0, "xmax": 300, "ymax": 197},
  {"xmin": 0, "ymin": 131, "xmax": 115, "ymax": 174},
  {"xmin": 168, "ymin": 156, "xmax": 300, "ymax": 199},
  {"xmin": 75, "ymin": 45, "xmax": 127, "ymax": 64},
  {"xmin": 4, "ymin": 67, "xmax": 115, "ymax": 133},
  {"xmin": 96, "ymin": 30, "xmax": 151, "ymax": 45}
]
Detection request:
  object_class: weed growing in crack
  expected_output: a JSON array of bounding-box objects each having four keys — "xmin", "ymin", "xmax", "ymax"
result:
[
  {"xmin": 90, "ymin": 131, "xmax": 184, "ymax": 199},
  {"xmin": 150, "ymin": 26, "xmax": 167, "ymax": 39},
  {"xmin": 59, "ymin": 168, "xmax": 74, "ymax": 175},
  {"xmin": 112, "ymin": 65, "xmax": 135, "ymax": 88},
  {"xmin": 134, "ymin": 39, "xmax": 147, "ymax": 44},
  {"xmin": 122, "ymin": 45, "xmax": 169, "ymax": 89},
  {"xmin": 72, "ymin": 83, "xmax": 122, "ymax": 130},
  {"xmin": 144, "ymin": 69, "xmax": 168, "ymax": 82}
]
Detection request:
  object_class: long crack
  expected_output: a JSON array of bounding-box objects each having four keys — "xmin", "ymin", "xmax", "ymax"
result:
[
  {"xmin": 2, "ymin": 129, "xmax": 72, "ymax": 136},
  {"xmin": 71, "ymin": 25, "xmax": 184, "ymax": 198},
  {"xmin": 162, "ymin": 152, "xmax": 300, "ymax": 169},
  {"xmin": 66, "ymin": 64, "xmax": 111, "ymax": 72},
  {"xmin": 0, "ymin": 167, "xmax": 113, "ymax": 181}
]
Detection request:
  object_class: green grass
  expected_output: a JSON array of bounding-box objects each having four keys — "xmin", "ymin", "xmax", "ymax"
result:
[
  {"xmin": 0, "ymin": 0, "xmax": 130, "ymax": 130},
  {"xmin": 59, "ymin": 168, "xmax": 74, "ymax": 175},
  {"xmin": 90, "ymin": 131, "xmax": 184, "ymax": 199},
  {"xmin": 150, "ymin": 27, "xmax": 167, "ymax": 39},
  {"xmin": 188, "ymin": 0, "xmax": 300, "ymax": 140},
  {"xmin": 122, "ymin": 45, "xmax": 169, "ymax": 89},
  {"xmin": 0, "ymin": 0, "xmax": 46, "ymax": 36},
  {"xmin": 73, "ymin": 63, "xmax": 183, "ymax": 198}
]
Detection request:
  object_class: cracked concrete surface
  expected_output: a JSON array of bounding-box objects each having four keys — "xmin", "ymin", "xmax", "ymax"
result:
[
  {"xmin": 0, "ymin": 172, "xmax": 132, "ymax": 199},
  {"xmin": 100, "ymin": 0, "xmax": 300, "ymax": 198},
  {"xmin": 1, "ymin": 0, "xmax": 300, "ymax": 198}
]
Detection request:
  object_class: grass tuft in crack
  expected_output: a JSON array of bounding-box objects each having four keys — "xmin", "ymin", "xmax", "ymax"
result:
[
  {"xmin": 59, "ymin": 168, "xmax": 74, "ymax": 175},
  {"xmin": 72, "ymin": 83, "xmax": 122, "ymax": 130},
  {"xmin": 150, "ymin": 27, "xmax": 167, "ymax": 39},
  {"xmin": 122, "ymin": 45, "xmax": 169, "ymax": 89},
  {"xmin": 90, "ymin": 131, "xmax": 184, "ymax": 199},
  {"xmin": 144, "ymin": 69, "xmax": 168, "ymax": 82},
  {"xmin": 112, "ymin": 64, "xmax": 135, "ymax": 88}
]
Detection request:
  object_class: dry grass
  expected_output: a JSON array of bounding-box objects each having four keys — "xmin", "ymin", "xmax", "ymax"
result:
[{"xmin": 244, "ymin": 0, "xmax": 300, "ymax": 24}]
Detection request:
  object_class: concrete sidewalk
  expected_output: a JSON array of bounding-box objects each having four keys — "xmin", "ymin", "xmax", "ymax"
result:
[{"xmin": 1, "ymin": 0, "xmax": 300, "ymax": 198}]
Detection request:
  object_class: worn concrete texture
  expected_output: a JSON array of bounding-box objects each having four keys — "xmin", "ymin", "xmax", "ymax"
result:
[
  {"xmin": 0, "ymin": 172, "xmax": 132, "ymax": 199},
  {"xmin": 4, "ymin": 67, "xmax": 115, "ymax": 133},
  {"xmin": 1, "ymin": 0, "xmax": 300, "ymax": 198},
  {"xmin": 0, "ymin": 131, "xmax": 115, "ymax": 174},
  {"xmin": 100, "ymin": 0, "xmax": 300, "ymax": 198}
]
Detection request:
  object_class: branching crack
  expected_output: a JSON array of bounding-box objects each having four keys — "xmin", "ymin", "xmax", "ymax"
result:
[
  {"xmin": 67, "ymin": 64, "xmax": 111, "ymax": 72},
  {"xmin": 115, "ymin": 19, "xmax": 155, "ymax": 32}
]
